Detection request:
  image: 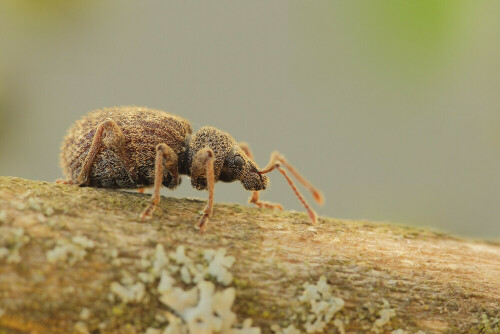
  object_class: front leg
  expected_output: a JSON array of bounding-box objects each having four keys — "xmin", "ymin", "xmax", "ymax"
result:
[
  {"xmin": 259, "ymin": 151, "xmax": 324, "ymax": 224},
  {"xmin": 248, "ymin": 191, "xmax": 283, "ymax": 211},
  {"xmin": 238, "ymin": 142, "xmax": 283, "ymax": 211},
  {"xmin": 191, "ymin": 147, "xmax": 215, "ymax": 232}
]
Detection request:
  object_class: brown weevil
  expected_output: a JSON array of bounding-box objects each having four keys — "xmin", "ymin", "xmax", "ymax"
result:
[{"xmin": 59, "ymin": 106, "xmax": 324, "ymax": 232}]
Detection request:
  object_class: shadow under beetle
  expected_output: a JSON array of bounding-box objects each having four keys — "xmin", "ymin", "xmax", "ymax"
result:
[{"xmin": 59, "ymin": 106, "xmax": 324, "ymax": 232}]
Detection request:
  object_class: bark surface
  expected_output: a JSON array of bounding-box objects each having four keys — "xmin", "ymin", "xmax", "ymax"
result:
[{"xmin": 0, "ymin": 177, "xmax": 499, "ymax": 334}]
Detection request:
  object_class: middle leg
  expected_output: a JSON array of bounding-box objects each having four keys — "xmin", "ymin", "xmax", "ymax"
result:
[{"xmin": 140, "ymin": 143, "xmax": 179, "ymax": 222}]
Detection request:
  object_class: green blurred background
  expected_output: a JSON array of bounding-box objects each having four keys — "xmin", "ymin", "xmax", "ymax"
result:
[{"xmin": 0, "ymin": 1, "xmax": 498, "ymax": 238}]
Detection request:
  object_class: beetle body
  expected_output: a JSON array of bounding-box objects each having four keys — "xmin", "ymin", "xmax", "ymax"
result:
[
  {"xmin": 61, "ymin": 107, "xmax": 192, "ymax": 188},
  {"xmin": 59, "ymin": 106, "xmax": 322, "ymax": 231}
]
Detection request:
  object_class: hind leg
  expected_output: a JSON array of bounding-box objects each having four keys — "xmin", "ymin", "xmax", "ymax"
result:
[
  {"xmin": 56, "ymin": 179, "xmax": 77, "ymax": 185},
  {"xmin": 77, "ymin": 118, "xmax": 137, "ymax": 186}
]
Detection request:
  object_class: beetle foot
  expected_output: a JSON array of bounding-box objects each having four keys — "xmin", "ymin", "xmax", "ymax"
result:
[
  {"xmin": 76, "ymin": 175, "xmax": 90, "ymax": 187},
  {"xmin": 56, "ymin": 179, "xmax": 77, "ymax": 185},
  {"xmin": 307, "ymin": 208, "xmax": 318, "ymax": 225},
  {"xmin": 140, "ymin": 205, "xmax": 155, "ymax": 222},
  {"xmin": 197, "ymin": 214, "xmax": 209, "ymax": 233},
  {"xmin": 253, "ymin": 200, "xmax": 284, "ymax": 211}
]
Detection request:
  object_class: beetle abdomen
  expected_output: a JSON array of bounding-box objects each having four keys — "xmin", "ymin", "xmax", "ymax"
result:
[{"xmin": 60, "ymin": 106, "xmax": 192, "ymax": 188}]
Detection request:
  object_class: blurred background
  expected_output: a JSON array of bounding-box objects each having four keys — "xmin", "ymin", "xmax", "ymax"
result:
[{"xmin": 0, "ymin": 1, "xmax": 499, "ymax": 238}]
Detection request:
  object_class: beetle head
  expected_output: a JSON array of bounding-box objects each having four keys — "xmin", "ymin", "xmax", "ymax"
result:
[
  {"xmin": 219, "ymin": 146, "xmax": 269, "ymax": 191},
  {"xmin": 189, "ymin": 126, "xmax": 268, "ymax": 191}
]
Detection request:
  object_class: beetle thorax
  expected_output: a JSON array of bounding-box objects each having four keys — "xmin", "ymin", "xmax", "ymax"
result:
[{"xmin": 186, "ymin": 126, "xmax": 236, "ymax": 178}]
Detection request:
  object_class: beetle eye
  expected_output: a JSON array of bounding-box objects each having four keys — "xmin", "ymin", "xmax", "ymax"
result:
[{"xmin": 233, "ymin": 155, "xmax": 244, "ymax": 169}]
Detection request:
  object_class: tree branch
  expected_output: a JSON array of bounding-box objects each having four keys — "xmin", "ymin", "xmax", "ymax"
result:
[{"xmin": 0, "ymin": 177, "xmax": 498, "ymax": 334}]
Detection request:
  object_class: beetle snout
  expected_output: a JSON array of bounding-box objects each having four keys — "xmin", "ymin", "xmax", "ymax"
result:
[
  {"xmin": 241, "ymin": 162, "xmax": 269, "ymax": 191},
  {"xmin": 259, "ymin": 174, "xmax": 269, "ymax": 191}
]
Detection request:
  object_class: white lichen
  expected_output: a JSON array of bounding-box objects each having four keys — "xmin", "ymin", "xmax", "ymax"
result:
[
  {"xmin": 183, "ymin": 281, "xmax": 229, "ymax": 332},
  {"xmin": 162, "ymin": 245, "xmax": 237, "ymax": 286},
  {"xmin": 0, "ymin": 210, "xmax": 7, "ymax": 223},
  {"xmin": 145, "ymin": 244, "xmax": 260, "ymax": 334},
  {"xmin": 180, "ymin": 265, "xmax": 192, "ymax": 284},
  {"xmin": 0, "ymin": 227, "xmax": 30, "ymax": 264},
  {"xmin": 46, "ymin": 239, "xmax": 87, "ymax": 265},
  {"xmin": 74, "ymin": 321, "xmax": 90, "ymax": 334},
  {"xmin": 391, "ymin": 330, "xmax": 408, "ymax": 334},
  {"xmin": 138, "ymin": 271, "xmax": 155, "ymax": 284},
  {"xmin": 145, "ymin": 328, "xmax": 162, "ymax": 334},
  {"xmin": 110, "ymin": 248, "xmax": 119, "ymax": 258},
  {"xmin": 110, "ymin": 281, "xmax": 146, "ymax": 304},
  {"xmin": 333, "ymin": 319, "xmax": 345, "ymax": 334},
  {"xmin": 230, "ymin": 318, "xmax": 261, "ymax": 334},
  {"xmin": 172, "ymin": 245, "xmax": 192, "ymax": 265},
  {"xmin": 204, "ymin": 248, "xmax": 236, "ymax": 286},
  {"xmin": 15, "ymin": 202, "xmax": 26, "ymax": 211},
  {"xmin": 160, "ymin": 280, "xmax": 260, "ymax": 334},
  {"xmin": 36, "ymin": 213, "xmax": 47, "ymax": 224},
  {"xmin": 163, "ymin": 311, "xmax": 187, "ymax": 334},
  {"xmin": 159, "ymin": 285, "xmax": 198, "ymax": 314},
  {"xmin": 153, "ymin": 244, "xmax": 169, "ymax": 277},
  {"xmin": 80, "ymin": 308, "xmax": 91, "ymax": 320},
  {"xmin": 299, "ymin": 276, "xmax": 344, "ymax": 333},
  {"xmin": 169, "ymin": 245, "xmax": 199, "ymax": 284},
  {"xmin": 72, "ymin": 235, "xmax": 95, "ymax": 249},
  {"xmin": 372, "ymin": 307, "xmax": 396, "ymax": 332},
  {"xmin": 6, "ymin": 250, "xmax": 21, "ymax": 264},
  {"xmin": 107, "ymin": 244, "xmax": 258, "ymax": 333},
  {"xmin": 0, "ymin": 248, "xmax": 8, "ymax": 260},
  {"xmin": 28, "ymin": 197, "xmax": 42, "ymax": 211},
  {"xmin": 46, "ymin": 235, "xmax": 94, "ymax": 265},
  {"xmin": 44, "ymin": 206, "xmax": 55, "ymax": 217},
  {"xmin": 158, "ymin": 270, "xmax": 176, "ymax": 293},
  {"xmin": 271, "ymin": 324, "xmax": 301, "ymax": 334}
]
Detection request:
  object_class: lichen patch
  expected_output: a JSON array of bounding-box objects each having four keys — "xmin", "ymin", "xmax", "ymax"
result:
[
  {"xmin": 271, "ymin": 324, "xmax": 301, "ymax": 334},
  {"xmin": 110, "ymin": 281, "xmax": 146, "ymax": 304},
  {"xmin": 112, "ymin": 244, "xmax": 260, "ymax": 334},
  {"xmin": 372, "ymin": 307, "xmax": 396, "ymax": 333},
  {"xmin": 0, "ymin": 226, "xmax": 30, "ymax": 264},
  {"xmin": 46, "ymin": 236, "xmax": 94, "ymax": 265},
  {"xmin": 299, "ymin": 276, "xmax": 345, "ymax": 333},
  {"xmin": 204, "ymin": 248, "xmax": 236, "ymax": 286}
]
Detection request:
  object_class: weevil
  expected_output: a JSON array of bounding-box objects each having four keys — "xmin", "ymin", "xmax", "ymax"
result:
[{"xmin": 59, "ymin": 106, "xmax": 324, "ymax": 231}]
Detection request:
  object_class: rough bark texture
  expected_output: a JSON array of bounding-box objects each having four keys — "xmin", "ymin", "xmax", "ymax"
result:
[{"xmin": 0, "ymin": 176, "xmax": 499, "ymax": 334}]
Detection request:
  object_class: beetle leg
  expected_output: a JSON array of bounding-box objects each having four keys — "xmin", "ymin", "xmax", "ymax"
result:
[
  {"xmin": 140, "ymin": 143, "xmax": 179, "ymax": 222},
  {"xmin": 259, "ymin": 151, "xmax": 324, "ymax": 224},
  {"xmin": 56, "ymin": 179, "xmax": 77, "ymax": 185},
  {"xmin": 238, "ymin": 142, "xmax": 255, "ymax": 160},
  {"xmin": 76, "ymin": 118, "xmax": 137, "ymax": 186},
  {"xmin": 238, "ymin": 142, "xmax": 284, "ymax": 211},
  {"xmin": 191, "ymin": 147, "xmax": 215, "ymax": 233},
  {"xmin": 247, "ymin": 191, "xmax": 284, "ymax": 210}
]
